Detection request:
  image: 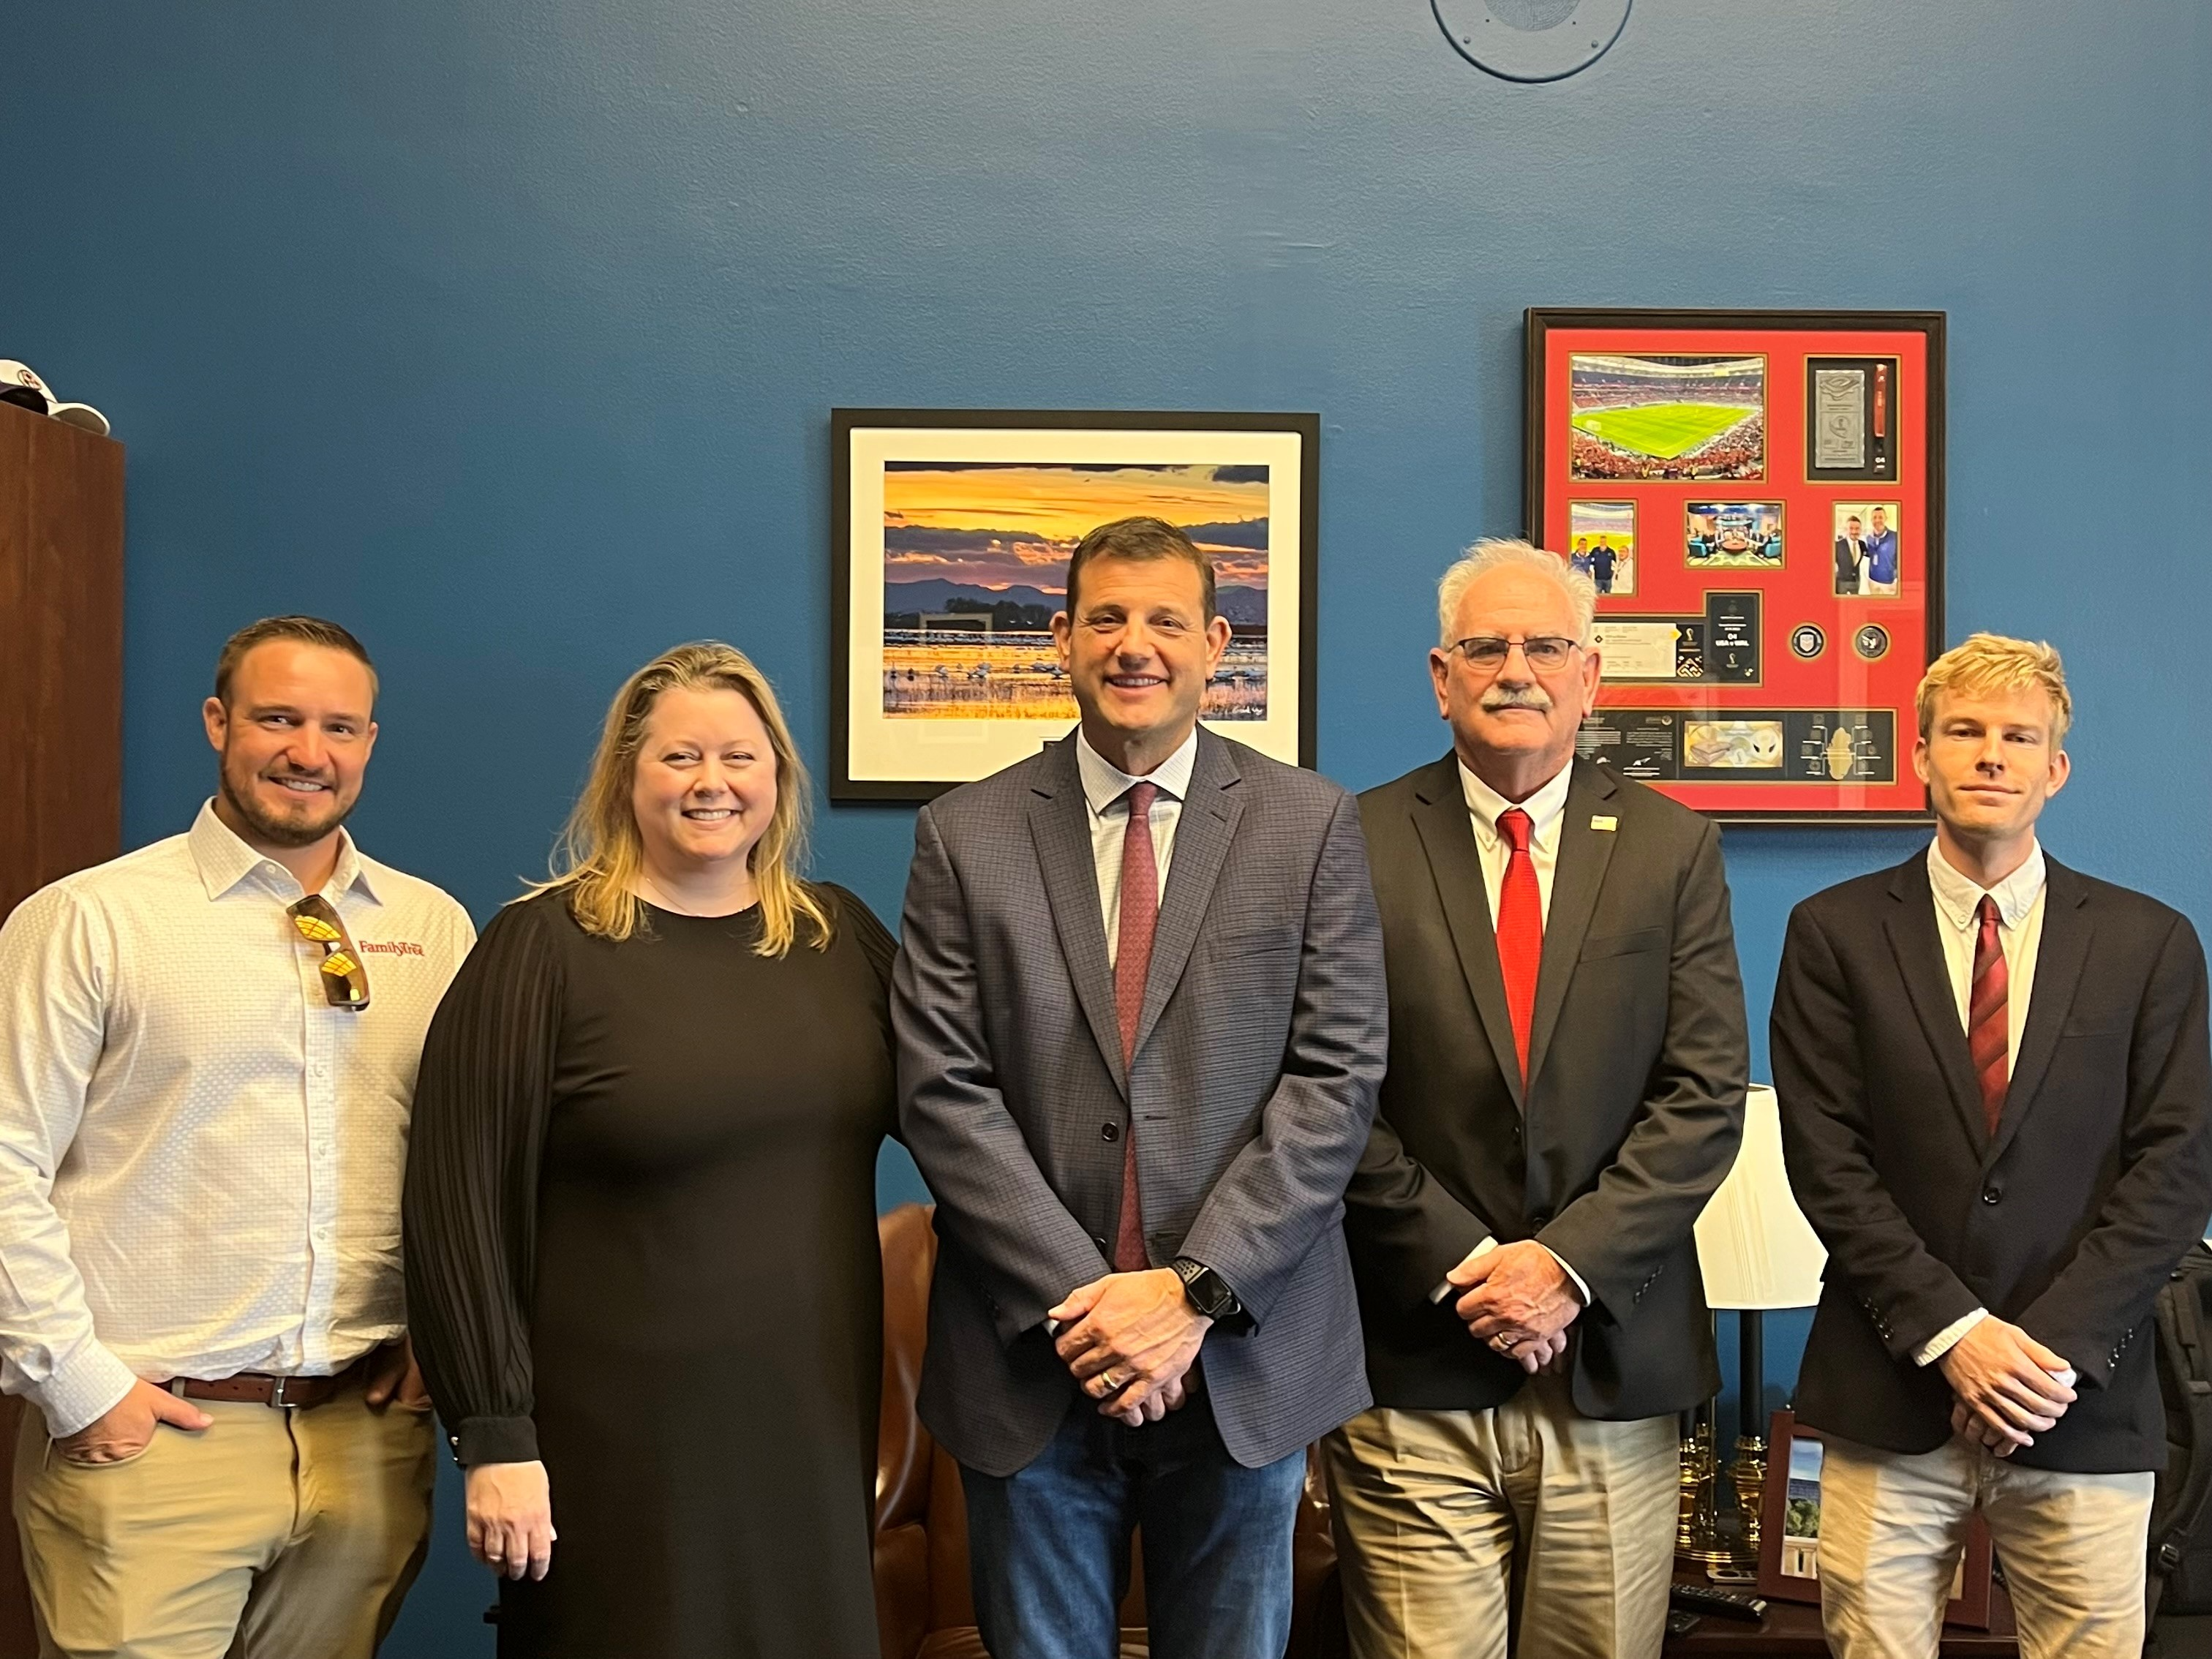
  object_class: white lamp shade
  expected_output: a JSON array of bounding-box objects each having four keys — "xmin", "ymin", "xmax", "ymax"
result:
[{"xmin": 1694, "ymin": 1083, "xmax": 1827, "ymax": 1310}]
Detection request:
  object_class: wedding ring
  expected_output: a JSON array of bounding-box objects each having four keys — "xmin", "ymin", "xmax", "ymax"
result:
[{"xmin": 1103, "ymin": 1369, "xmax": 1123, "ymax": 1392}]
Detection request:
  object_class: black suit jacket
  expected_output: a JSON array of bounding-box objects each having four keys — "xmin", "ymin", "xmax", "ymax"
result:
[
  {"xmin": 1834, "ymin": 535, "xmax": 1865, "ymax": 590},
  {"xmin": 1345, "ymin": 755, "xmax": 1749, "ymax": 1418},
  {"xmin": 1772, "ymin": 852, "xmax": 2212, "ymax": 1473}
]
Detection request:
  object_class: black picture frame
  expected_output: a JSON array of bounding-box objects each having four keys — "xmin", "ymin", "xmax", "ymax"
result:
[
  {"xmin": 1525, "ymin": 309, "xmax": 1946, "ymax": 826},
  {"xmin": 830, "ymin": 408, "xmax": 1321, "ymax": 802}
]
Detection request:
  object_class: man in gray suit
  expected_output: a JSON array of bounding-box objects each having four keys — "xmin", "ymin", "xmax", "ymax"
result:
[
  {"xmin": 1328, "ymin": 539, "xmax": 1748, "ymax": 1659},
  {"xmin": 893, "ymin": 516, "xmax": 1387, "ymax": 1659}
]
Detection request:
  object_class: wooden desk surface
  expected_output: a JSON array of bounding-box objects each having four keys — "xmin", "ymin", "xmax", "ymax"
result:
[{"xmin": 1663, "ymin": 1570, "xmax": 2017, "ymax": 1655}]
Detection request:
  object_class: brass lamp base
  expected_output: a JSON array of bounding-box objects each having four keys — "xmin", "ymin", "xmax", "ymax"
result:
[
  {"xmin": 1730, "ymin": 1433, "xmax": 1768, "ymax": 1557},
  {"xmin": 1676, "ymin": 1415, "xmax": 1762, "ymax": 1570}
]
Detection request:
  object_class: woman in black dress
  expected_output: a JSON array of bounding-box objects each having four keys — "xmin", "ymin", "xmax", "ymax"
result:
[{"xmin": 404, "ymin": 642, "xmax": 895, "ymax": 1658}]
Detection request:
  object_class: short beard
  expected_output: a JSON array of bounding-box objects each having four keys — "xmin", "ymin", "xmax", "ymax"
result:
[{"xmin": 218, "ymin": 756, "xmax": 356, "ymax": 849}]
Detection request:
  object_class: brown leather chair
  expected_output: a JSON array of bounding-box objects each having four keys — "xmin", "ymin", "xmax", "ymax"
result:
[{"xmin": 873, "ymin": 1204, "xmax": 1347, "ymax": 1659}]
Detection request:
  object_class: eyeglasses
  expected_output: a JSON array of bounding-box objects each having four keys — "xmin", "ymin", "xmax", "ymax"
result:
[
  {"xmin": 1448, "ymin": 635, "xmax": 1581, "ymax": 674},
  {"xmin": 287, "ymin": 895, "xmax": 370, "ymax": 1010}
]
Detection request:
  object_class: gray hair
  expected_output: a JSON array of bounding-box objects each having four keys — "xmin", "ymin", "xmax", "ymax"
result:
[{"xmin": 1435, "ymin": 538, "xmax": 1597, "ymax": 648}]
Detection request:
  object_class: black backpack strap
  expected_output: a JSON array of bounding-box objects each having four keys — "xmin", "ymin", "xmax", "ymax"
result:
[{"xmin": 2153, "ymin": 1265, "xmax": 2212, "ymax": 1584}]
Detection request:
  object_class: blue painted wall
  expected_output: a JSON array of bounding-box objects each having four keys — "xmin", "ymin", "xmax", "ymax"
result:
[{"xmin": 6, "ymin": 1, "xmax": 2207, "ymax": 1651}]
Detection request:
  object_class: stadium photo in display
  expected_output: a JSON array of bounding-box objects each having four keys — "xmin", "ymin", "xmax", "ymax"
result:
[
  {"xmin": 832, "ymin": 409, "xmax": 1318, "ymax": 799},
  {"xmin": 1568, "ymin": 500, "xmax": 1637, "ymax": 597},
  {"xmin": 1685, "ymin": 501, "xmax": 1785, "ymax": 568},
  {"xmin": 1568, "ymin": 353, "xmax": 1766, "ymax": 481}
]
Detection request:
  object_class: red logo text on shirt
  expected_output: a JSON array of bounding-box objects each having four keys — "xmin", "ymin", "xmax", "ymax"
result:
[{"xmin": 356, "ymin": 939, "xmax": 426, "ymax": 959}]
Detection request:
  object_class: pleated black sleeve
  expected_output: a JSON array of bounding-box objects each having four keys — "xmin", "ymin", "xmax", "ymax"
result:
[
  {"xmin": 824, "ymin": 881, "xmax": 896, "ymax": 990},
  {"xmin": 403, "ymin": 892, "xmax": 566, "ymax": 1467},
  {"xmin": 821, "ymin": 884, "xmax": 901, "ymax": 1142}
]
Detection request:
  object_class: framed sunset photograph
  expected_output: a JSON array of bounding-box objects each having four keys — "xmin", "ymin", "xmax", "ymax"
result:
[{"xmin": 830, "ymin": 409, "xmax": 1319, "ymax": 800}]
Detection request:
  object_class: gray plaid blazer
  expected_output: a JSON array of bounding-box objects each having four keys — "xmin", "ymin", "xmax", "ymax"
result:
[{"xmin": 892, "ymin": 728, "xmax": 1386, "ymax": 1475}]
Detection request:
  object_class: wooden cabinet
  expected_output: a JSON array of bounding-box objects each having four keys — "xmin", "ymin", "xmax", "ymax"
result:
[
  {"xmin": 0, "ymin": 396, "xmax": 124, "ymax": 1657},
  {"xmin": 1, "ymin": 397, "xmax": 124, "ymax": 920}
]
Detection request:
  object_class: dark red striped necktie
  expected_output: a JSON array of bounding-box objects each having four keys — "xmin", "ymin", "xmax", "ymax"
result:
[
  {"xmin": 1968, "ymin": 895, "xmax": 2009, "ymax": 1136},
  {"xmin": 1111, "ymin": 782, "xmax": 1159, "ymax": 1273},
  {"xmin": 1495, "ymin": 808, "xmax": 1543, "ymax": 1081}
]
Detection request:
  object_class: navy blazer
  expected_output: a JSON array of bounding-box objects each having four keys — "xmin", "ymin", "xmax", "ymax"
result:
[{"xmin": 1773, "ymin": 852, "xmax": 2212, "ymax": 1473}]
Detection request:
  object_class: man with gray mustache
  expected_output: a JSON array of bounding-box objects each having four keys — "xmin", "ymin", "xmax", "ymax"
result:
[{"xmin": 1328, "ymin": 539, "xmax": 1749, "ymax": 1659}]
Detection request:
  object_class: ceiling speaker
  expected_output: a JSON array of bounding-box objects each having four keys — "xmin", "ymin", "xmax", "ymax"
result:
[{"xmin": 1432, "ymin": 0, "xmax": 1631, "ymax": 82}]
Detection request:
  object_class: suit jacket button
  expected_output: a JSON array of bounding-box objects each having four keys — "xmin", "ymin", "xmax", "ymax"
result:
[
  {"xmin": 1102, "ymin": 1122, "xmax": 1121, "ymax": 1142},
  {"xmin": 1530, "ymin": 1211, "xmax": 1551, "ymax": 1229},
  {"xmin": 1091, "ymin": 1235, "xmax": 1109, "ymax": 1253},
  {"xmin": 1981, "ymin": 1186, "xmax": 2001, "ymax": 1205}
]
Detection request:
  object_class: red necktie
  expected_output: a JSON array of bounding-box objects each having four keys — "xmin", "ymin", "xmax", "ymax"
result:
[
  {"xmin": 1112, "ymin": 782, "xmax": 1159, "ymax": 1273},
  {"xmin": 1495, "ymin": 808, "xmax": 1543, "ymax": 1081},
  {"xmin": 1968, "ymin": 895, "xmax": 2009, "ymax": 1136}
]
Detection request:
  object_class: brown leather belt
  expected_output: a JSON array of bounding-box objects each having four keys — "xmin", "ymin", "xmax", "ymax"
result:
[{"xmin": 167, "ymin": 1356, "xmax": 367, "ymax": 1410}]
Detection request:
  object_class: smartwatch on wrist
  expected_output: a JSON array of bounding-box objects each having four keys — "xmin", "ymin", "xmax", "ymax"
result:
[{"xmin": 1171, "ymin": 1256, "xmax": 1244, "ymax": 1325}]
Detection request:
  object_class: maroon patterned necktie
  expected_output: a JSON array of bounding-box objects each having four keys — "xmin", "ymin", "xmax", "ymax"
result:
[
  {"xmin": 1111, "ymin": 782, "xmax": 1160, "ymax": 1272},
  {"xmin": 1968, "ymin": 895, "xmax": 2009, "ymax": 1136}
]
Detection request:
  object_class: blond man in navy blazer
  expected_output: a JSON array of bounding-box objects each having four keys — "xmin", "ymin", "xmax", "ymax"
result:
[{"xmin": 1774, "ymin": 634, "xmax": 2212, "ymax": 1659}]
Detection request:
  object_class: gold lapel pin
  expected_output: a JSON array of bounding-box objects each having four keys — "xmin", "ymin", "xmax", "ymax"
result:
[{"xmin": 1590, "ymin": 814, "xmax": 1619, "ymax": 832}]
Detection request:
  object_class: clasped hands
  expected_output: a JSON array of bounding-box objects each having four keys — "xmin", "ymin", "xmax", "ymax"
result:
[
  {"xmin": 1050, "ymin": 1268, "xmax": 1211, "ymax": 1427},
  {"xmin": 1938, "ymin": 1315, "xmax": 2077, "ymax": 1458},
  {"xmin": 1448, "ymin": 1241, "xmax": 1582, "ymax": 1375}
]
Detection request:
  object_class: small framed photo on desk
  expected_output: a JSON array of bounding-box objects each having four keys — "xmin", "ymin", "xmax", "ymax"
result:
[{"xmin": 1756, "ymin": 1408, "xmax": 1995, "ymax": 1630}]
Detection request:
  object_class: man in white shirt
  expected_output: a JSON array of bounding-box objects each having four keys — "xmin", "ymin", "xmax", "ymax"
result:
[
  {"xmin": 1773, "ymin": 633, "xmax": 2212, "ymax": 1658},
  {"xmin": 0, "ymin": 616, "xmax": 476, "ymax": 1659},
  {"xmin": 1334, "ymin": 539, "xmax": 1749, "ymax": 1659}
]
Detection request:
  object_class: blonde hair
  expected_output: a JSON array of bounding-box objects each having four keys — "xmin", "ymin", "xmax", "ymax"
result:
[
  {"xmin": 533, "ymin": 642, "xmax": 831, "ymax": 954},
  {"xmin": 1435, "ymin": 538, "xmax": 1597, "ymax": 647},
  {"xmin": 1915, "ymin": 633, "xmax": 2073, "ymax": 745}
]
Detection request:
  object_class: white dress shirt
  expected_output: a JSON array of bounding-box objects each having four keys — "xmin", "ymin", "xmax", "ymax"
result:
[
  {"xmin": 1075, "ymin": 726, "xmax": 1198, "ymax": 968},
  {"xmin": 1912, "ymin": 837, "xmax": 2052, "ymax": 1368},
  {"xmin": 0, "ymin": 802, "xmax": 475, "ymax": 1434},
  {"xmin": 1459, "ymin": 756, "xmax": 1574, "ymax": 928},
  {"xmin": 1437, "ymin": 756, "xmax": 1590, "ymax": 1306}
]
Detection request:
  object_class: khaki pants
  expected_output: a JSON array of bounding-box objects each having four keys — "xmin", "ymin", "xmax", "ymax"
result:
[
  {"xmin": 12, "ymin": 1385, "xmax": 435, "ymax": 1659},
  {"xmin": 1321, "ymin": 1373, "xmax": 1679, "ymax": 1659},
  {"xmin": 1816, "ymin": 1432, "xmax": 2153, "ymax": 1659}
]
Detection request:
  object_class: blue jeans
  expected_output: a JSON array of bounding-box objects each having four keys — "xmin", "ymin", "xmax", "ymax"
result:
[{"xmin": 960, "ymin": 1382, "xmax": 1305, "ymax": 1659}]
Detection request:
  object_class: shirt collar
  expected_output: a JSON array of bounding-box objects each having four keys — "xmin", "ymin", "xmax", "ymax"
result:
[
  {"xmin": 1458, "ymin": 756, "xmax": 1574, "ymax": 851},
  {"xmin": 1926, "ymin": 837, "xmax": 2045, "ymax": 933},
  {"xmin": 187, "ymin": 798, "xmax": 380, "ymax": 906},
  {"xmin": 1076, "ymin": 726, "xmax": 1200, "ymax": 817}
]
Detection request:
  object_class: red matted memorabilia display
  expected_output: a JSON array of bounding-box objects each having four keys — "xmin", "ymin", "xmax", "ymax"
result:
[{"xmin": 1526, "ymin": 309, "xmax": 1944, "ymax": 824}]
